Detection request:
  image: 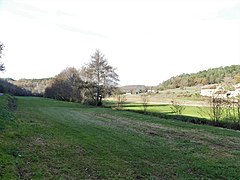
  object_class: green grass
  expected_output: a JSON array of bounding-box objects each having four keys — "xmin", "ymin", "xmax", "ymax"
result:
[
  {"xmin": 104, "ymin": 99, "xmax": 208, "ymax": 119},
  {"xmin": 119, "ymin": 102, "xmax": 240, "ymax": 126},
  {"xmin": 0, "ymin": 94, "xmax": 18, "ymax": 179},
  {"xmin": 1, "ymin": 96, "xmax": 240, "ymax": 179},
  {"xmin": 121, "ymin": 103, "xmax": 210, "ymax": 119},
  {"xmin": 120, "ymin": 86, "xmax": 203, "ymax": 104}
]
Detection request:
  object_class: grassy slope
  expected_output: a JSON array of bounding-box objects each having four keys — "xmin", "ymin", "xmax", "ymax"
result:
[
  {"xmin": 0, "ymin": 95, "xmax": 18, "ymax": 178},
  {"xmin": 1, "ymin": 97, "xmax": 240, "ymax": 179}
]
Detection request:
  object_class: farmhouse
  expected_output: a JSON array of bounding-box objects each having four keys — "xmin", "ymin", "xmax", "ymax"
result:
[
  {"xmin": 200, "ymin": 85, "xmax": 224, "ymax": 97},
  {"xmin": 227, "ymin": 84, "xmax": 240, "ymax": 97},
  {"xmin": 201, "ymin": 84, "xmax": 240, "ymax": 98},
  {"xmin": 234, "ymin": 83, "xmax": 240, "ymax": 89}
]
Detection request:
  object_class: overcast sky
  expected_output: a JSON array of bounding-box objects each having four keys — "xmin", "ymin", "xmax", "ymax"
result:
[{"xmin": 0, "ymin": 0, "xmax": 239, "ymax": 86}]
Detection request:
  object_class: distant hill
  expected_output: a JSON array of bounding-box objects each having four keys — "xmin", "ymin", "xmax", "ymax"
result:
[
  {"xmin": 159, "ymin": 65, "xmax": 240, "ymax": 90},
  {"xmin": 5, "ymin": 78, "xmax": 53, "ymax": 95},
  {"xmin": 14, "ymin": 78, "xmax": 53, "ymax": 95},
  {"xmin": 0, "ymin": 79, "xmax": 32, "ymax": 96},
  {"xmin": 120, "ymin": 85, "xmax": 147, "ymax": 94}
]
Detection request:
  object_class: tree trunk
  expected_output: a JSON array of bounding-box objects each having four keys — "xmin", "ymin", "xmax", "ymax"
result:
[{"xmin": 96, "ymin": 86, "xmax": 100, "ymax": 106}]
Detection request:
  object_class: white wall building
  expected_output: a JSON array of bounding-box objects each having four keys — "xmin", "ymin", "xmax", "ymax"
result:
[{"xmin": 201, "ymin": 84, "xmax": 240, "ymax": 98}]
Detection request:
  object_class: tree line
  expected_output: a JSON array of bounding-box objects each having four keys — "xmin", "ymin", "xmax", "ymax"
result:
[
  {"xmin": 45, "ymin": 50, "xmax": 119, "ymax": 106},
  {"xmin": 159, "ymin": 65, "xmax": 240, "ymax": 90},
  {"xmin": 0, "ymin": 42, "xmax": 4, "ymax": 72},
  {"xmin": 9, "ymin": 78, "xmax": 52, "ymax": 96},
  {"xmin": 0, "ymin": 44, "xmax": 119, "ymax": 104}
]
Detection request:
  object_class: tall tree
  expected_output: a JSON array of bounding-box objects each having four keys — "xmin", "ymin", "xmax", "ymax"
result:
[
  {"xmin": 81, "ymin": 50, "xmax": 119, "ymax": 106},
  {"xmin": 0, "ymin": 42, "xmax": 5, "ymax": 71}
]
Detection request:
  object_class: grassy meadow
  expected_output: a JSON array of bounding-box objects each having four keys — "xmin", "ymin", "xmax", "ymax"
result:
[
  {"xmin": 120, "ymin": 103, "xmax": 208, "ymax": 118},
  {"xmin": 1, "ymin": 95, "xmax": 240, "ymax": 179},
  {"xmin": 121, "ymin": 86, "xmax": 203, "ymax": 105},
  {"xmin": 107, "ymin": 87, "xmax": 240, "ymax": 128}
]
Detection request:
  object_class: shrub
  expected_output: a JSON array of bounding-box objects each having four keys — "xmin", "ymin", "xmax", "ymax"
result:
[{"xmin": 170, "ymin": 100, "xmax": 186, "ymax": 115}]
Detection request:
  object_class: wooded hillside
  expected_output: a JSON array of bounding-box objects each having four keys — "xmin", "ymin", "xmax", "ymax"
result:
[
  {"xmin": 159, "ymin": 65, "xmax": 240, "ymax": 90},
  {"xmin": 0, "ymin": 78, "xmax": 52, "ymax": 96}
]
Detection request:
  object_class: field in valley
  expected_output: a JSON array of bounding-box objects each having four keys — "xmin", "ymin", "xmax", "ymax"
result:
[
  {"xmin": 106, "ymin": 87, "xmax": 208, "ymax": 119},
  {"xmin": 122, "ymin": 86, "xmax": 204, "ymax": 105},
  {"xmin": 1, "ymin": 95, "xmax": 240, "ymax": 179}
]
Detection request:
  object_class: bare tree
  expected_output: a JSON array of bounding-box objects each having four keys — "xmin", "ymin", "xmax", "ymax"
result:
[
  {"xmin": 170, "ymin": 100, "xmax": 186, "ymax": 115},
  {"xmin": 237, "ymin": 96, "xmax": 240, "ymax": 126},
  {"xmin": 45, "ymin": 67, "xmax": 83, "ymax": 102},
  {"xmin": 114, "ymin": 88, "xmax": 127, "ymax": 110},
  {"xmin": 198, "ymin": 95, "xmax": 224, "ymax": 125},
  {"xmin": 223, "ymin": 76, "xmax": 234, "ymax": 90},
  {"xmin": 141, "ymin": 93, "xmax": 152, "ymax": 114},
  {"xmin": 80, "ymin": 50, "xmax": 119, "ymax": 106},
  {"xmin": 0, "ymin": 42, "xmax": 5, "ymax": 72}
]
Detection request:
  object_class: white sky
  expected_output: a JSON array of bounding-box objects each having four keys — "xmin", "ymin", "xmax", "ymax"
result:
[{"xmin": 0, "ymin": 0, "xmax": 240, "ymax": 86}]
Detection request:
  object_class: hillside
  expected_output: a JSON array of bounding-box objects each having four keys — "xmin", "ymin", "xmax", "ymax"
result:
[
  {"xmin": 119, "ymin": 85, "xmax": 147, "ymax": 93},
  {"xmin": 0, "ymin": 78, "xmax": 32, "ymax": 96},
  {"xmin": 159, "ymin": 65, "xmax": 240, "ymax": 90},
  {"xmin": 2, "ymin": 65, "xmax": 240, "ymax": 96},
  {"xmin": 0, "ymin": 78, "xmax": 53, "ymax": 96},
  {"xmin": 1, "ymin": 96, "xmax": 240, "ymax": 179}
]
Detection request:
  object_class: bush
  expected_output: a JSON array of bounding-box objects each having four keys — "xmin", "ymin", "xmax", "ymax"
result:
[{"xmin": 170, "ymin": 100, "xmax": 186, "ymax": 115}]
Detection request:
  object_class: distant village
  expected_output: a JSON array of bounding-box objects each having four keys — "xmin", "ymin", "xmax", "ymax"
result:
[
  {"xmin": 120, "ymin": 85, "xmax": 157, "ymax": 95},
  {"xmin": 200, "ymin": 83, "xmax": 240, "ymax": 98},
  {"xmin": 120, "ymin": 83, "xmax": 240, "ymax": 99}
]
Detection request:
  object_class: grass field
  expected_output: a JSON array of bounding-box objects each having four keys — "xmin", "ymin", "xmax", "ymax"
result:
[
  {"xmin": 121, "ymin": 103, "xmax": 208, "ymax": 118},
  {"xmin": 106, "ymin": 97, "xmax": 240, "ymax": 127},
  {"xmin": 1, "ymin": 96, "xmax": 240, "ymax": 179},
  {"xmin": 121, "ymin": 86, "xmax": 203, "ymax": 105}
]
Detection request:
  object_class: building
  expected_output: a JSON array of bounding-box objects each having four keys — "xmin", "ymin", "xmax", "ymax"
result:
[
  {"xmin": 200, "ymin": 85, "xmax": 222, "ymax": 97},
  {"xmin": 201, "ymin": 84, "xmax": 240, "ymax": 98}
]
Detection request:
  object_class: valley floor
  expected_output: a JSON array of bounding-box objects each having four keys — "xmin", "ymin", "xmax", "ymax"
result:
[{"xmin": 1, "ymin": 96, "xmax": 240, "ymax": 179}]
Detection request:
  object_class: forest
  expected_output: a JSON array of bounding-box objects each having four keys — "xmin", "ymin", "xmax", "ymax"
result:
[{"xmin": 159, "ymin": 65, "xmax": 240, "ymax": 90}]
